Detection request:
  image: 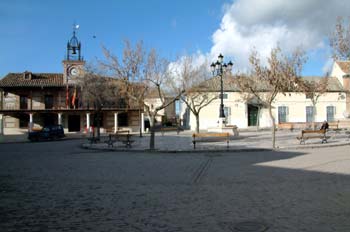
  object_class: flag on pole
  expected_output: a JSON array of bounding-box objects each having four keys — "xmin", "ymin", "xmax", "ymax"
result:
[
  {"xmin": 66, "ymin": 85, "xmax": 69, "ymax": 108},
  {"xmin": 71, "ymin": 87, "xmax": 77, "ymax": 108}
]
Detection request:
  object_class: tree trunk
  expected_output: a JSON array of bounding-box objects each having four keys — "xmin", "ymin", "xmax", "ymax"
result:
[
  {"xmin": 312, "ymin": 104, "xmax": 316, "ymax": 130},
  {"xmin": 139, "ymin": 108, "xmax": 143, "ymax": 137},
  {"xmin": 195, "ymin": 113, "xmax": 200, "ymax": 133},
  {"xmin": 268, "ymin": 105, "xmax": 276, "ymax": 149},
  {"xmin": 149, "ymin": 114, "xmax": 156, "ymax": 150}
]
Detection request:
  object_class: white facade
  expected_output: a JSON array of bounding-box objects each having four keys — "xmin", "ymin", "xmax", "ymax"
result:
[
  {"xmin": 182, "ymin": 92, "xmax": 347, "ymax": 131},
  {"xmin": 181, "ymin": 62, "xmax": 350, "ymax": 131}
]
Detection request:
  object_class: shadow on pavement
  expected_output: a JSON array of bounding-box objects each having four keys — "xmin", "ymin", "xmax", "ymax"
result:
[{"xmin": 1, "ymin": 142, "xmax": 350, "ymax": 231}]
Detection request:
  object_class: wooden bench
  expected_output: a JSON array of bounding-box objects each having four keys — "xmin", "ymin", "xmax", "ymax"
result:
[
  {"xmin": 105, "ymin": 130, "xmax": 134, "ymax": 148},
  {"xmin": 345, "ymin": 131, "xmax": 350, "ymax": 140},
  {"xmin": 296, "ymin": 129, "xmax": 330, "ymax": 145},
  {"xmin": 192, "ymin": 132, "xmax": 230, "ymax": 149},
  {"xmin": 278, "ymin": 122, "xmax": 294, "ymax": 131},
  {"xmin": 118, "ymin": 133, "xmax": 134, "ymax": 148},
  {"xmin": 104, "ymin": 134, "xmax": 117, "ymax": 148},
  {"xmin": 328, "ymin": 120, "xmax": 340, "ymax": 133}
]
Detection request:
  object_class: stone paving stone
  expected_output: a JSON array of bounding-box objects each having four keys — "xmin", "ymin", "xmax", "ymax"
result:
[{"xmin": 1, "ymin": 141, "xmax": 350, "ymax": 231}]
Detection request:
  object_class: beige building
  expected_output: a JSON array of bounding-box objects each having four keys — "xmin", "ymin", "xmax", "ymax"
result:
[
  {"xmin": 181, "ymin": 61, "xmax": 350, "ymax": 131},
  {"xmin": 0, "ymin": 29, "xmax": 142, "ymax": 135}
]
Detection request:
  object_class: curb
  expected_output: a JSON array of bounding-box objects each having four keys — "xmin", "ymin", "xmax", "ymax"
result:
[
  {"xmin": 81, "ymin": 141, "xmax": 350, "ymax": 154},
  {"xmin": 81, "ymin": 143, "xmax": 273, "ymax": 153}
]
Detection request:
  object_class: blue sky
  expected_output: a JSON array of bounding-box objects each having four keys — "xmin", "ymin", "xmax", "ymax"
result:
[{"xmin": 1, "ymin": 0, "xmax": 349, "ymax": 78}]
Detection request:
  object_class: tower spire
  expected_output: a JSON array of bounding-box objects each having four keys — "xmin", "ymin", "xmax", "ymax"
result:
[{"xmin": 66, "ymin": 23, "xmax": 82, "ymax": 61}]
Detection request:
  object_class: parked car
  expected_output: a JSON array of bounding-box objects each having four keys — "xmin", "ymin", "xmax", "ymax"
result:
[{"xmin": 28, "ymin": 125, "xmax": 65, "ymax": 141}]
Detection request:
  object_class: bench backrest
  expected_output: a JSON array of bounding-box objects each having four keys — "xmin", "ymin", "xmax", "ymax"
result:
[
  {"xmin": 328, "ymin": 121, "xmax": 339, "ymax": 129},
  {"xmin": 159, "ymin": 127, "xmax": 179, "ymax": 131},
  {"xmin": 193, "ymin": 132, "xmax": 229, "ymax": 138},
  {"xmin": 302, "ymin": 129, "xmax": 326, "ymax": 135},
  {"xmin": 115, "ymin": 130, "xmax": 130, "ymax": 134}
]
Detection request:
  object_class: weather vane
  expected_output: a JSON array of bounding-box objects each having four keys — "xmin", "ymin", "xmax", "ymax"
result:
[{"xmin": 73, "ymin": 22, "xmax": 80, "ymax": 34}]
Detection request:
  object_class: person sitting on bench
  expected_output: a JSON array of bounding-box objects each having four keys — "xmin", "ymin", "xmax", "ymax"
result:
[{"xmin": 320, "ymin": 120, "xmax": 329, "ymax": 130}]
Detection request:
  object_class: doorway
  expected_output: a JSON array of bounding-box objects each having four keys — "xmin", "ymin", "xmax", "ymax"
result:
[
  {"xmin": 248, "ymin": 105, "xmax": 259, "ymax": 126},
  {"xmin": 68, "ymin": 115, "xmax": 81, "ymax": 132}
]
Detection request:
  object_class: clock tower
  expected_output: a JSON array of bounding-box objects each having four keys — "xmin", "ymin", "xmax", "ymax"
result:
[{"xmin": 63, "ymin": 24, "xmax": 85, "ymax": 84}]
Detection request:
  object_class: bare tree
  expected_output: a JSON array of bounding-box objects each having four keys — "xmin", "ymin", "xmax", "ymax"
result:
[
  {"xmin": 236, "ymin": 47, "xmax": 305, "ymax": 148},
  {"xmin": 297, "ymin": 76, "xmax": 329, "ymax": 129},
  {"xmin": 330, "ymin": 16, "xmax": 350, "ymax": 60},
  {"xmin": 77, "ymin": 67, "xmax": 121, "ymax": 140},
  {"xmin": 143, "ymin": 49, "xmax": 184, "ymax": 149},
  {"xmin": 102, "ymin": 40, "xmax": 146, "ymax": 136},
  {"xmin": 171, "ymin": 56, "xmax": 218, "ymax": 133},
  {"xmin": 102, "ymin": 40, "xmax": 183, "ymax": 149}
]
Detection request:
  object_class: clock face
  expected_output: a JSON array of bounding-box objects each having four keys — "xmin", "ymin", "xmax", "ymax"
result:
[{"xmin": 69, "ymin": 67, "xmax": 78, "ymax": 76}]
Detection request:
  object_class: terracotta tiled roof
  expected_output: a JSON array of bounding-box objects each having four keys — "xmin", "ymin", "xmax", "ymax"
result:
[
  {"xmin": 198, "ymin": 75, "xmax": 240, "ymax": 91},
  {"xmin": 201, "ymin": 75, "xmax": 344, "ymax": 92},
  {"xmin": 302, "ymin": 76, "xmax": 344, "ymax": 91},
  {"xmin": 0, "ymin": 72, "xmax": 64, "ymax": 88},
  {"xmin": 336, "ymin": 61, "xmax": 350, "ymax": 73}
]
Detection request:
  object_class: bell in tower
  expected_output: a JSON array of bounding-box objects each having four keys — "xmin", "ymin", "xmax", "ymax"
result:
[
  {"xmin": 66, "ymin": 24, "xmax": 82, "ymax": 61},
  {"xmin": 63, "ymin": 23, "xmax": 85, "ymax": 84}
]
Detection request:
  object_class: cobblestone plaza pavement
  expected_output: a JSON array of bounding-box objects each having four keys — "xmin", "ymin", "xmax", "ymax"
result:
[{"xmin": 1, "ymin": 132, "xmax": 350, "ymax": 231}]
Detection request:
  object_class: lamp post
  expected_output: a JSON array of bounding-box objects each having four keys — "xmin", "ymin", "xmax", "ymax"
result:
[{"xmin": 210, "ymin": 54, "xmax": 233, "ymax": 127}]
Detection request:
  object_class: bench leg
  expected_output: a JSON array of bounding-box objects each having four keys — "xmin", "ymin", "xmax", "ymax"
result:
[
  {"xmin": 193, "ymin": 141, "xmax": 196, "ymax": 149},
  {"xmin": 125, "ymin": 138, "xmax": 132, "ymax": 148}
]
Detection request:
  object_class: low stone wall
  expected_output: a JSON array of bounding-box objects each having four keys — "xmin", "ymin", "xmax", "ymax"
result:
[
  {"xmin": 279, "ymin": 120, "xmax": 350, "ymax": 130},
  {"xmin": 338, "ymin": 120, "xmax": 350, "ymax": 129},
  {"xmin": 278, "ymin": 122, "xmax": 322, "ymax": 130}
]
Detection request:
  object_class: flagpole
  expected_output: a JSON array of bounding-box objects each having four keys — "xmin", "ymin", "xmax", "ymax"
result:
[{"xmin": 66, "ymin": 84, "xmax": 69, "ymax": 109}]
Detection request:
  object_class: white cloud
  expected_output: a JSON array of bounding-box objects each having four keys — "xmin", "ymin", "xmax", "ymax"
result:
[
  {"xmin": 209, "ymin": 0, "xmax": 350, "ymax": 73},
  {"xmin": 168, "ymin": 51, "xmax": 209, "ymax": 85}
]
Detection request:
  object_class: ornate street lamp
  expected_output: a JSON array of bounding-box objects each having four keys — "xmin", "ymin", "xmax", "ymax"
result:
[{"xmin": 210, "ymin": 54, "xmax": 233, "ymax": 126}]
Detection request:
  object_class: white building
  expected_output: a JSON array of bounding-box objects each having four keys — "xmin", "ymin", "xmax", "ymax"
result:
[{"xmin": 181, "ymin": 61, "xmax": 350, "ymax": 131}]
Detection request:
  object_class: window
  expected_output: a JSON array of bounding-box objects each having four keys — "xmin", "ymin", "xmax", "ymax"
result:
[
  {"xmin": 306, "ymin": 106, "xmax": 314, "ymax": 123},
  {"xmin": 20, "ymin": 95, "xmax": 28, "ymax": 110},
  {"xmin": 23, "ymin": 72, "xmax": 32, "ymax": 80},
  {"xmin": 118, "ymin": 113, "xmax": 128, "ymax": 126},
  {"xmin": 45, "ymin": 95, "xmax": 54, "ymax": 109},
  {"xmin": 278, "ymin": 106, "xmax": 288, "ymax": 123},
  {"xmin": 219, "ymin": 93, "xmax": 228, "ymax": 99},
  {"xmin": 326, "ymin": 106, "xmax": 336, "ymax": 122}
]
